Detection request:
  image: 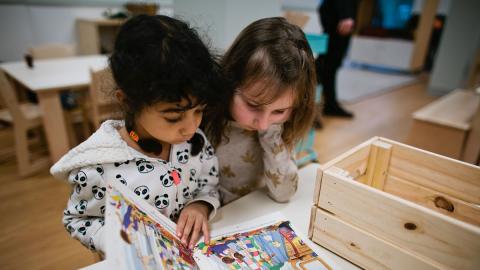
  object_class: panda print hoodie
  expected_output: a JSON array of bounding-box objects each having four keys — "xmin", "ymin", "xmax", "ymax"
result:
[{"xmin": 50, "ymin": 120, "xmax": 220, "ymax": 254}]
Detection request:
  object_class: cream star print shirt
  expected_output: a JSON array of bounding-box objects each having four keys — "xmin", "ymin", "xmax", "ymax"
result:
[{"xmin": 216, "ymin": 121, "xmax": 298, "ymax": 204}]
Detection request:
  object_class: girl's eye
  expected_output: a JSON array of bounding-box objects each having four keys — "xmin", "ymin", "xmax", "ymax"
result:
[
  {"xmin": 247, "ymin": 103, "xmax": 261, "ymax": 111},
  {"xmin": 165, "ymin": 117, "xmax": 182, "ymax": 123},
  {"xmin": 272, "ymin": 110, "xmax": 286, "ymax": 115}
]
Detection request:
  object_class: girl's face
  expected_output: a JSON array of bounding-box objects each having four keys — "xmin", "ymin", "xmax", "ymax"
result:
[
  {"xmin": 136, "ymin": 98, "xmax": 205, "ymax": 145},
  {"xmin": 231, "ymin": 82, "xmax": 294, "ymax": 131}
]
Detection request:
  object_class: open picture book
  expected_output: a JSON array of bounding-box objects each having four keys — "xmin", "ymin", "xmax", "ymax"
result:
[{"xmin": 105, "ymin": 181, "xmax": 335, "ymax": 270}]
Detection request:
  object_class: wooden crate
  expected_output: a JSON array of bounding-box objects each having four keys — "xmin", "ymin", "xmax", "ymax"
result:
[{"xmin": 308, "ymin": 137, "xmax": 480, "ymax": 270}]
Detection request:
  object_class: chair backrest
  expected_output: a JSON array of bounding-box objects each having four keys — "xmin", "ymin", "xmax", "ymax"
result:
[
  {"xmin": 0, "ymin": 71, "xmax": 25, "ymax": 122},
  {"xmin": 28, "ymin": 43, "xmax": 76, "ymax": 60},
  {"xmin": 89, "ymin": 67, "xmax": 120, "ymax": 127},
  {"xmin": 90, "ymin": 67, "xmax": 116, "ymax": 106}
]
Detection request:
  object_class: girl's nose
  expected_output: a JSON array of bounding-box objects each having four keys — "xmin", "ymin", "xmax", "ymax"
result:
[
  {"xmin": 181, "ymin": 113, "xmax": 201, "ymax": 135},
  {"xmin": 254, "ymin": 113, "xmax": 269, "ymax": 131}
]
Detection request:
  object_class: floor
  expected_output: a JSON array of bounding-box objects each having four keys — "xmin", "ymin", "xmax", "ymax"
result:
[{"xmin": 0, "ymin": 78, "xmax": 436, "ymax": 270}]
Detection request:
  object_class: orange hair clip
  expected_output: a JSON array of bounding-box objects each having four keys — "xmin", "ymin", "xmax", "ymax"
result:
[{"xmin": 129, "ymin": 130, "xmax": 139, "ymax": 142}]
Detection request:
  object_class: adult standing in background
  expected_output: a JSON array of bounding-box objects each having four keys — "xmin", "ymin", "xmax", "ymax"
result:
[{"xmin": 316, "ymin": 0, "xmax": 359, "ymax": 118}]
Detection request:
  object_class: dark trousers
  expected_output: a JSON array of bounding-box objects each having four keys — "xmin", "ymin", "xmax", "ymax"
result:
[{"xmin": 315, "ymin": 31, "xmax": 351, "ymax": 108}]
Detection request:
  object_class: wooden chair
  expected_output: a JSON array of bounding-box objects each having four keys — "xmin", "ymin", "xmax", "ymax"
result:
[
  {"xmin": 84, "ymin": 67, "xmax": 121, "ymax": 131},
  {"xmin": 0, "ymin": 71, "xmax": 50, "ymax": 177}
]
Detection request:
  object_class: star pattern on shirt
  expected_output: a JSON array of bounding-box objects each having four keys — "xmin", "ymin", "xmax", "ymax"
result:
[
  {"xmin": 220, "ymin": 165, "xmax": 236, "ymax": 178},
  {"xmin": 270, "ymin": 142, "xmax": 285, "ymax": 157},
  {"xmin": 241, "ymin": 150, "xmax": 256, "ymax": 164},
  {"xmin": 265, "ymin": 169, "xmax": 282, "ymax": 188}
]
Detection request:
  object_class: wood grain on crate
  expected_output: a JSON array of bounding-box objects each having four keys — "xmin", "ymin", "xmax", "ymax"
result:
[{"xmin": 318, "ymin": 168, "xmax": 480, "ymax": 270}]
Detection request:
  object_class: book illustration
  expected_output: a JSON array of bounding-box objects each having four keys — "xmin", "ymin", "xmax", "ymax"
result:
[
  {"xmin": 106, "ymin": 181, "xmax": 334, "ymax": 270},
  {"xmin": 108, "ymin": 188, "xmax": 198, "ymax": 269},
  {"xmin": 196, "ymin": 221, "xmax": 331, "ymax": 270}
]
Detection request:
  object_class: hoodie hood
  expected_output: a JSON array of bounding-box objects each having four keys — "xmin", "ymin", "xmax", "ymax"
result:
[{"xmin": 50, "ymin": 120, "xmax": 135, "ymax": 180}]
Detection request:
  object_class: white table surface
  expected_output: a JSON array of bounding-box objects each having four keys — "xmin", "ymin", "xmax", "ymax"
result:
[
  {"xmin": 0, "ymin": 55, "xmax": 108, "ymax": 91},
  {"xmin": 82, "ymin": 163, "xmax": 360, "ymax": 270}
]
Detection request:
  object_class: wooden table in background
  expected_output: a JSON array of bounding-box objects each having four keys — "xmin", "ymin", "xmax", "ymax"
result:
[{"xmin": 1, "ymin": 55, "xmax": 108, "ymax": 162}]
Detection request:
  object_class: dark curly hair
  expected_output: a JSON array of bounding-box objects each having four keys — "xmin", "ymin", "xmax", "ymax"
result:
[
  {"xmin": 109, "ymin": 15, "xmax": 223, "ymax": 155},
  {"xmin": 203, "ymin": 17, "xmax": 316, "ymax": 149}
]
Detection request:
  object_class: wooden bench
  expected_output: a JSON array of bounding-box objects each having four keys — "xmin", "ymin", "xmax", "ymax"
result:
[{"xmin": 407, "ymin": 89, "xmax": 480, "ymax": 161}]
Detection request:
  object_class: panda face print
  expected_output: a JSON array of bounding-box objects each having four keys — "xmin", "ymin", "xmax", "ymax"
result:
[
  {"xmin": 160, "ymin": 170, "xmax": 175, "ymax": 187},
  {"xmin": 208, "ymin": 166, "xmax": 218, "ymax": 177},
  {"xmin": 77, "ymin": 220, "xmax": 92, "ymax": 235},
  {"xmin": 136, "ymin": 159, "xmax": 154, "ymax": 173},
  {"xmin": 183, "ymin": 187, "xmax": 192, "ymax": 199},
  {"xmin": 95, "ymin": 165, "xmax": 104, "ymax": 175},
  {"xmin": 114, "ymin": 160, "xmax": 130, "ymax": 167},
  {"xmin": 98, "ymin": 219, "xmax": 105, "ymax": 226},
  {"xmin": 89, "ymin": 238, "xmax": 96, "ymax": 250},
  {"xmin": 100, "ymin": 205, "xmax": 105, "ymax": 215},
  {"xmin": 116, "ymin": 174, "xmax": 127, "ymax": 185},
  {"xmin": 169, "ymin": 207, "xmax": 180, "ymax": 221},
  {"xmin": 73, "ymin": 171, "xmax": 87, "ymax": 187},
  {"xmin": 204, "ymin": 145, "xmax": 215, "ymax": 160},
  {"xmin": 134, "ymin": 185, "xmax": 150, "ymax": 200},
  {"xmin": 176, "ymin": 149, "xmax": 189, "ymax": 164},
  {"xmin": 154, "ymin": 194, "xmax": 169, "ymax": 209},
  {"xmin": 189, "ymin": 168, "xmax": 196, "ymax": 181},
  {"xmin": 92, "ymin": 185, "xmax": 106, "ymax": 200},
  {"xmin": 66, "ymin": 224, "xmax": 75, "ymax": 233},
  {"xmin": 75, "ymin": 200, "xmax": 88, "ymax": 214},
  {"xmin": 157, "ymin": 159, "xmax": 168, "ymax": 165},
  {"xmin": 197, "ymin": 178, "xmax": 208, "ymax": 190}
]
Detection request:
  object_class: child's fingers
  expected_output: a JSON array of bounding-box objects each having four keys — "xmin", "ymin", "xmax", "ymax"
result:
[
  {"xmin": 202, "ymin": 220, "xmax": 210, "ymax": 244},
  {"xmin": 181, "ymin": 215, "xmax": 195, "ymax": 244},
  {"xmin": 176, "ymin": 213, "xmax": 187, "ymax": 238},
  {"xmin": 188, "ymin": 217, "xmax": 203, "ymax": 248}
]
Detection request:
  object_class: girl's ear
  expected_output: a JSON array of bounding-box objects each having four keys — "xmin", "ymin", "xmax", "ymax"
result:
[{"xmin": 114, "ymin": 90, "xmax": 125, "ymax": 103}]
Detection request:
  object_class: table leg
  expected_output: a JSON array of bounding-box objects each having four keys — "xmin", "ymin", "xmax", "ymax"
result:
[{"xmin": 37, "ymin": 90, "xmax": 70, "ymax": 162}]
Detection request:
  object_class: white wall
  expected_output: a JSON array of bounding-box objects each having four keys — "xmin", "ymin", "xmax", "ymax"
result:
[
  {"xmin": 0, "ymin": 3, "xmax": 173, "ymax": 62},
  {"xmin": 173, "ymin": 0, "xmax": 281, "ymax": 52}
]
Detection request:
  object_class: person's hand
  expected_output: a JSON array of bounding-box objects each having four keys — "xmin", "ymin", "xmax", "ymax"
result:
[
  {"xmin": 337, "ymin": 18, "xmax": 355, "ymax": 35},
  {"xmin": 176, "ymin": 201, "xmax": 211, "ymax": 249}
]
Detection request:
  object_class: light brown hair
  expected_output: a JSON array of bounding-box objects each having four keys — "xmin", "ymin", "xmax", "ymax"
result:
[{"xmin": 203, "ymin": 17, "xmax": 316, "ymax": 149}]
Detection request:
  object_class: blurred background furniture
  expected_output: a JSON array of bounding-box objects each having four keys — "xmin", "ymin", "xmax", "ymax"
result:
[
  {"xmin": 349, "ymin": 0, "xmax": 440, "ymax": 72},
  {"xmin": 76, "ymin": 18, "xmax": 124, "ymax": 55},
  {"xmin": 28, "ymin": 43, "xmax": 76, "ymax": 59},
  {"xmin": 28, "ymin": 43, "xmax": 87, "ymax": 146},
  {"xmin": 407, "ymin": 88, "xmax": 480, "ymax": 161},
  {"xmin": 0, "ymin": 71, "xmax": 50, "ymax": 177},
  {"xmin": 0, "ymin": 55, "xmax": 108, "ymax": 162}
]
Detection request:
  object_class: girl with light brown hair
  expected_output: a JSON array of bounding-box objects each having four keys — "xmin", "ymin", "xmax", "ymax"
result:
[{"xmin": 203, "ymin": 17, "xmax": 316, "ymax": 204}]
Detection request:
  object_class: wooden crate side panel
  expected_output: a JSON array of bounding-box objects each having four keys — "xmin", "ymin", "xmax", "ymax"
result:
[
  {"xmin": 384, "ymin": 174, "xmax": 480, "ymax": 227},
  {"xmin": 312, "ymin": 209, "xmax": 444, "ymax": 270},
  {"xmin": 364, "ymin": 141, "xmax": 392, "ymax": 189},
  {"xmin": 334, "ymin": 144, "xmax": 371, "ymax": 179},
  {"xmin": 308, "ymin": 205, "xmax": 317, "ymax": 239},
  {"xmin": 388, "ymin": 140, "xmax": 480, "ymax": 204},
  {"xmin": 319, "ymin": 171, "xmax": 480, "ymax": 270},
  {"xmin": 321, "ymin": 137, "xmax": 376, "ymax": 177},
  {"xmin": 313, "ymin": 168, "xmax": 324, "ymax": 206}
]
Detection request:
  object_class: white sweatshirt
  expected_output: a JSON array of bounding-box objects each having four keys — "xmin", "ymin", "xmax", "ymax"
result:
[{"xmin": 50, "ymin": 120, "xmax": 220, "ymax": 253}]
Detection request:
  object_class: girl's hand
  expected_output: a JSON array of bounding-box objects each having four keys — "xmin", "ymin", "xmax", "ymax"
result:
[{"xmin": 176, "ymin": 201, "xmax": 211, "ymax": 249}]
